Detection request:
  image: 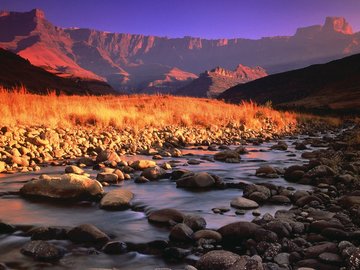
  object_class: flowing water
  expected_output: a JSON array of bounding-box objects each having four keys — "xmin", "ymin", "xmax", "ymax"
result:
[{"xmin": 0, "ymin": 134, "xmax": 329, "ymax": 270}]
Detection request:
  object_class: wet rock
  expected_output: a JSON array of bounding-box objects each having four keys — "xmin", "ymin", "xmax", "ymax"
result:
[
  {"xmin": 321, "ymin": 227, "xmax": 348, "ymax": 240},
  {"xmin": 29, "ymin": 226, "xmax": 67, "ymax": 240},
  {"xmin": 196, "ymin": 250, "xmax": 240, "ymax": 270},
  {"xmin": 65, "ymin": 165, "xmax": 84, "ymax": 175},
  {"xmin": 339, "ymin": 195, "xmax": 360, "ymax": 208},
  {"xmin": 176, "ymin": 172, "xmax": 216, "ymax": 188},
  {"xmin": 141, "ymin": 166, "xmax": 167, "ymax": 180},
  {"xmin": 269, "ymin": 195, "xmax": 291, "ymax": 204},
  {"xmin": 227, "ymin": 255, "xmax": 263, "ymax": 270},
  {"xmin": 306, "ymin": 165, "xmax": 335, "ymax": 178},
  {"xmin": 0, "ymin": 222, "xmax": 15, "ymax": 234},
  {"xmin": 148, "ymin": 208, "xmax": 185, "ymax": 225},
  {"xmin": 230, "ymin": 197, "xmax": 259, "ymax": 209},
  {"xmin": 96, "ymin": 172, "xmax": 119, "ymax": 183},
  {"xmin": 256, "ymin": 165, "xmax": 278, "ymax": 178},
  {"xmin": 183, "ymin": 215, "xmax": 206, "ymax": 231},
  {"xmin": 274, "ymin": 252, "xmax": 290, "ymax": 265},
  {"xmin": 263, "ymin": 220, "xmax": 292, "ymax": 238},
  {"xmin": 304, "ymin": 242, "xmax": 338, "ymax": 258},
  {"xmin": 67, "ymin": 224, "xmax": 110, "ymax": 246},
  {"xmin": 100, "ymin": 189, "xmax": 134, "ymax": 210},
  {"xmin": 163, "ymin": 247, "xmax": 191, "ymax": 260},
  {"xmin": 102, "ymin": 241, "xmax": 127, "ymax": 254},
  {"xmin": 214, "ymin": 150, "xmax": 241, "ymax": 163},
  {"xmin": 284, "ymin": 165, "xmax": 306, "ymax": 182},
  {"xmin": 20, "ymin": 174, "xmax": 104, "ymax": 200},
  {"xmin": 131, "ymin": 160, "xmax": 156, "ymax": 170},
  {"xmin": 135, "ymin": 176, "xmax": 150, "ymax": 183},
  {"xmin": 169, "ymin": 223, "xmax": 193, "ymax": 242},
  {"xmin": 244, "ymin": 184, "xmax": 271, "ymax": 203},
  {"xmin": 254, "ymin": 229, "xmax": 278, "ymax": 243},
  {"xmin": 193, "ymin": 230, "xmax": 222, "ymax": 242},
  {"xmin": 171, "ymin": 169, "xmax": 191, "ymax": 180},
  {"xmin": 218, "ymin": 221, "xmax": 259, "ymax": 245},
  {"xmin": 271, "ymin": 141, "xmax": 288, "ymax": 150},
  {"xmin": 295, "ymin": 143, "xmax": 307, "ymax": 150},
  {"xmin": 21, "ymin": 240, "xmax": 65, "ymax": 262}
]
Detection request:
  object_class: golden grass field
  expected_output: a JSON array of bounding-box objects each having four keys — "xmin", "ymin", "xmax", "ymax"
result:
[{"xmin": 0, "ymin": 87, "xmax": 298, "ymax": 131}]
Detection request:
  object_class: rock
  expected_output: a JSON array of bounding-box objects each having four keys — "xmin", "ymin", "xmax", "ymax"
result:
[
  {"xmin": 102, "ymin": 241, "xmax": 127, "ymax": 254},
  {"xmin": 318, "ymin": 252, "xmax": 342, "ymax": 265},
  {"xmin": 148, "ymin": 208, "xmax": 185, "ymax": 225},
  {"xmin": 96, "ymin": 150, "xmax": 121, "ymax": 163},
  {"xmin": 196, "ymin": 250, "xmax": 240, "ymax": 270},
  {"xmin": 0, "ymin": 161, "xmax": 5, "ymax": 172},
  {"xmin": 339, "ymin": 196, "xmax": 360, "ymax": 208},
  {"xmin": 284, "ymin": 165, "xmax": 306, "ymax": 181},
  {"xmin": 131, "ymin": 160, "xmax": 156, "ymax": 170},
  {"xmin": 11, "ymin": 156, "xmax": 29, "ymax": 167},
  {"xmin": 183, "ymin": 215, "xmax": 206, "ymax": 231},
  {"xmin": 254, "ymin": 229, "xmax": 278, "ymax": 243},
  {"xmin": 306, "ymin": 165, "xmax": 336, "ymax": 178},
  {"xmin": 21, "ymin": 240, "xmax": 65, "ymax": 262},
  {"xmin": 135, "ymin": 176, "xmax": 149, "ymax": 183},
  {"xmin": 141, "ymin": 166, "xmax": 166, "ymax": 180},
  {"xmin": 244, "ymin": 184, "xmax": 271, "ymax": 203},
  {"xmin": 65, "ymin": 165, "xmax": 84, "ymax": 175},
  {"xmin": 348, "ymin": 248, "xmax": 360, "ymax": 270},
  {"xmin": 227, "ymin": 255, "xmax": 263, "ymax": 270},
  {"xmin": 176, "ymin": 172, "xmax": 215, "ymax": 188},
  {"xmin": 263, "ymin": 221, "xmax": 292, "ymax": 238},
  {"xmin": 305, "ymin": 242, "xmax": 338, "ymax": 258},
  {"xmin": 271, "ymin": 141, "xmax": 288, "ymax": 150},
  {"xmin": 163, "ymin": 247, "xmax": 191, "ymax": 260},
  {"xmin": 0, "ymin": 222, "xmax": 15, "ymax": 234},
  {"xmin": 171, "ymin": 169, "xmax": 191, "ymax": 180},
  {"xmin": 269, "ymin": 195, "xmax": 291, "ymax": 204},
  {"xmin": 169, "ymin": 223, "xmax": 193, "ymax": 242},
  {"xmin": 256, "ymin": 165, "xmax": 278, "ymax": 178},
  {"xmin": 193, "ymin": 230, "xmax": 222, "ymax": 242},
  {"xmin": 321, "ymin": 227, "xmax": 348, "ymax": 240},
  {"xmin": 29, "ymin": 226, "xmax": 67, "ymax": 240},
  {"xmin": 67, "ymin": 224, "xmax": 109, "ymax": 246},
  {"xmin": 100, "ymin": 189, "xmax": 134, "ymax": 210},
  {"xmin": 214, "ymin": 150, "xmax": 241, "ymax": 163},
  {"xmin": 96, "ymin": 172, "xmax": 119, "ymax": 183},
  {"xmin": 295, "ymin": 143, "xmax": 307, "ymax": 150},
  {"xmin": 274, "ymin": 252, "xmax": 290, "ymax": 265},
  {"xmin": 218, "ymin": 221, "xmax": 259, "ymax": 245},
  {"xmin": 20, "ymin": 174, "xmax": 104, "ymax": 200},
  {"xmin": 230, "ymin": 197, "xmax": 259, "ymax": 209}
]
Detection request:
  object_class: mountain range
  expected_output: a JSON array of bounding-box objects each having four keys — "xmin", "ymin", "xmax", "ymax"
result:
[
  {"xmin": 219, "ymin": 53, "xmax": 360, "ymax": 113},
  {"xmin": 177, "ymin": 65, "xmax": 267, "ymax": 97},
  {"xmin": 1, "ymin": 9, "xmax": 360, "ymax": 94}
]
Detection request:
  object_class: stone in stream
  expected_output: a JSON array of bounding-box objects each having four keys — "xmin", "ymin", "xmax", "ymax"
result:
[
  {"xmin": 140, "ymin": 166, "xmax": 167, "ymax": 180},
  {"xmin": 21, "ymin": 240, "xmax": 65, "ymax": 262},
  {"xmin": 102, "ymin": 241, "xmax": 127, "ymax": 254},
  {"xmin": 193, "ymin": 230, "xmax": 222, "ymax": 242},
  {"xmin": 217, "ymin": 221, "xmax": 259, "ymax": 245},
  {"xmin": 0, "ymin": 222, "xmax": 15, "ymax": 234},
  {"xmin": 130, "ymin": 160, "xmax": 157, "ymax": 170},
  {"xmin": 67, "ymin": 224, "xmax": 109, "ymax": 246},
  {"xmin": 96, "ymin": 150, "xmax": 121, "ymax": 163},
  {"xmin": 20, "ymin": 174, "xmax": 104, "ymax": 200},
  {"xmin": 196, "ymin": 250, "xmax": 240, "ymax": 270},
  {"xmin": 214, "ymin": 150, "xmax": 241, "ymax": 163},
  {"xmin": 176, "ymin": 172, "xmax": 216, "ymax": 188},
  {"xmin": 65, "ymin": 165, "xmax": 84, "ymax": 175},
  {"xmin": 255, "ymin": 165, "xmax": 278, "ymax": 178},
  {"xmin": 29, "ymin": 226, "xmax": 68, "ymax": 240},
  {"xmin": 169, "ymin": 223, "xmax": 193, "ymax": 242},
  {"xmin": 243, "ymin": 184, "xmax": 271, "ymax": 203},
  {"xmin": 148, "ymin": 208, "xmax": 185, "ymax": 225},
  {"xmin": 100, "ymin": 189, "xmax": 134, "ymax": 210},
  {"xmin": 96, "ymin": 172, "xmax": 119, "ymax": 183},
  {"xmin": 230, "ymin": 197, "xmax": 259, "ymax": 209},
  {"xmin": 183, "ymin": 214, "xmax": 206, "ymax": 231},
  {"xmin": 271, "ymin": 141, "xmax": 288, "ymax": 150}
]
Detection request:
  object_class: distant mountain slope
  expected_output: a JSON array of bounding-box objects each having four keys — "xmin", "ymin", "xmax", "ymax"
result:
[
  {"xmin": 177, "ymin": 64, "xmax": 267, "ymax": 97},
  {"xmin": 1, "ymin": 9, "xmax": 360, "ymax": 92},
  {"xmin": 0, "ymin": 48, "xmax": 116, "ymax": 95},
  {"xmin": 219, "ymin": 53, "xmax": 360, "ymax": 112}
]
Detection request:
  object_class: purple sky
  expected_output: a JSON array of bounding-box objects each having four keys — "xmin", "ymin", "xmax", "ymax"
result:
[{"xmin": 2, "ymin": 0, "xmax": 360, "ymax": 39}]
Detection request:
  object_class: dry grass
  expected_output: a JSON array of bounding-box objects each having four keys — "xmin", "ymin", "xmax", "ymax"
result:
[{"xmin": 0, "ymin": 87, "xmax": 296, "ymax": 132}]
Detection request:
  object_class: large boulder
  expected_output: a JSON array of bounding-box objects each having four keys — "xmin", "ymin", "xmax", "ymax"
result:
[
  {"xmin": 20, "ymin": 174, "xmax": 104, "ymax": 200},
  {"xmin": 100, "ymin": 189, "xmax": 134, "ymax": 210},
  {"xmin": 176, "ymin": 172, "xmax": 216, "ymax": 188},
  {"xmin": 196, "ymin": 250, "xmax": 240, "ymax": 270},
  {"xmin": 148, "ymin": 208, "xmax": 185, "ymax": 225}
]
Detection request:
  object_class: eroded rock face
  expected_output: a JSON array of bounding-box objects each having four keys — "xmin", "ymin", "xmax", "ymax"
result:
[{"xmin": 20, "ymin": 174, "xmax": 104, "ymax": 200}]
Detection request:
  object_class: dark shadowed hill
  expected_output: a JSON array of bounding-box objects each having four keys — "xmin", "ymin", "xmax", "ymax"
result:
[
  {"xmin": 177, "ymin": 64, "xmax": 267, "ymax": 98},
  {"xmin": 0, "ymin": 48, "xmax": 116, "ymax": 95},
  {"xmin": 219, "ymin": 53, "xmax": 360, "ymax": 113}
]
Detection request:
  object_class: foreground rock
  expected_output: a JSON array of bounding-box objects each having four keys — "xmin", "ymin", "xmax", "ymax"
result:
[
  {"xmin": 176, "ymin": 172, "xmax": 216, "ymax": 189},
  {"xmin": 20, "ymin": 174, "xmax": 104, "ymax": 200},
  {"xmin": 230, "ymin": 197, "xmax": 259, "ymax": 209},
  {"xmin": 21, "ymin": 240, "xmax": 65, "ymax": 262},
  {"xmin": 196, "ymin": 250, "xmax": 240, "ymax": 270},
  {"xmin": 100, "ymin": 189, "xmax": 134, "ymax": 210}
]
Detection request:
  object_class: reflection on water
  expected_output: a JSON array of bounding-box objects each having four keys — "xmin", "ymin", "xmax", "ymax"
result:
[{"xmin": 0, "ymin": 136, "xmax": 324, "ymax": 269}]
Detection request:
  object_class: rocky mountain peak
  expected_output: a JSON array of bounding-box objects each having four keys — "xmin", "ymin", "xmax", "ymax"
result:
[
  {"xmin": 30, "ymin": 8, "xmax": 46, "ymax": 19},
  {"xmin": 323, "ymin": 16, "xmax": 353, "ymax": 34}
]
